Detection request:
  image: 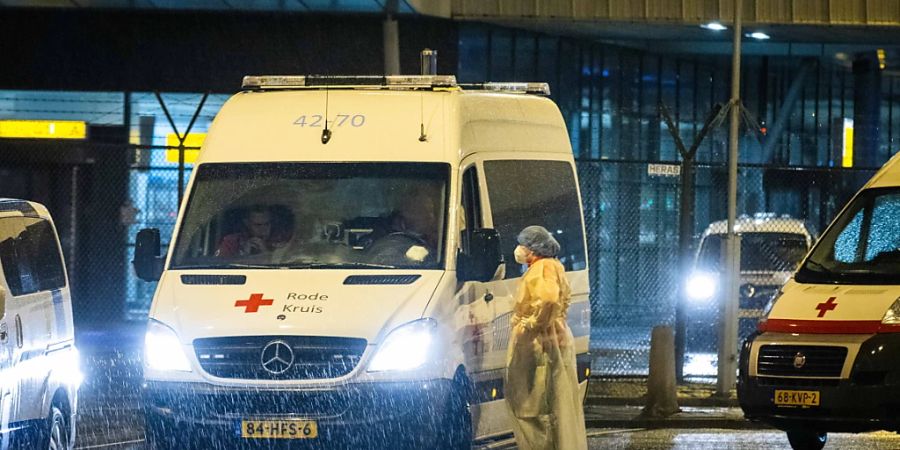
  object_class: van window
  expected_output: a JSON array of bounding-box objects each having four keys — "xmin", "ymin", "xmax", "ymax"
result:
[
  {"xmin": 460, "ymin": 165, "xmax": 483, "ymax": 254},
  {"xmin": 483, "ymin": 160, "xmax": 586, "ymax": 278},
  {"xmin": 0, "ymin": 217, "xmax": 65, "ymax": 296},
  {"xmin": 798, "ymin": 188, "xmax": 900, "ymax": 284},
  {"xmin": 171, "ymin": 162, "xmax": 450, "ymax": 270}
]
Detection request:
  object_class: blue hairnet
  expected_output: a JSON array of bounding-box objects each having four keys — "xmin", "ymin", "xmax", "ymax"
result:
[{"xmin": 517, "ymin": 225, "xmax": 560, "ymax": 257}]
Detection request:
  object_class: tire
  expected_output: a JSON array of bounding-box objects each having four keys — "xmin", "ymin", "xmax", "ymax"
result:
[
  {"xmin": 46, "ymin": 406, "xmax": 68, "ymax": 450},
  {"xmin": 442, "ymin": 382, "xmax": 473, "ymax": 450},
  {"xmin": 786, "ymin": 430, "xmax": 827, "ymax": 450}
]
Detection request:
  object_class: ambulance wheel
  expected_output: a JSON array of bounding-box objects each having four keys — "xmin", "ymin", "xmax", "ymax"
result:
[
  {"xmin": 786, "ymin": 430, "xmax": 827, "ymax": 450},
  {"xmin": 46, "ymin": 406, "xmax": 69, "ymax": 450},
  {"xmin": 442, "ymin": 379, "xmax": 473, "ymax": 450}
]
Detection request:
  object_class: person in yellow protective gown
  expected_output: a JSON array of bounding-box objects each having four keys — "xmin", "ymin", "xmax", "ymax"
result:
[{"xmin": 505, "ymin": 225, "xmax": 588, "ymax": 450}]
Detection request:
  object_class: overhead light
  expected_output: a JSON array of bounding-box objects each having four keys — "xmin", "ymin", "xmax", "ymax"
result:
[
  {"xmin": 746, "ymin": 31, "xmax": 770, "ymax": 40},
  {"xmin": 700, "ymin": 22, "xmax": 727, "ymax": 31}
]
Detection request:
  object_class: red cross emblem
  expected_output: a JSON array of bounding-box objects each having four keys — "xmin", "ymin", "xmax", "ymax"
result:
[
  {"xmin": 815, "ymin": 297, "xmax": 838, "ymax": 318},
  {"xmin": 235, "ymin": 293, "xmax": 273, "ymax": 313}
]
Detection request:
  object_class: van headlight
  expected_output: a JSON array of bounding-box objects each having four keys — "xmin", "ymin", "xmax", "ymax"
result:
[
  {"xmin": 144, "ymin": 320, "xmax": 192, "ymax": 372},
  {"xmin": 368, "ymin": 319, "xmax": 436, "ymax": 372},
  {"xmin": 882, "ymin": 297, "xmax": 900, "ymax": 325},
  {"xmin": 686, "ymin": 271, "xmax": 718, "ymax": 302}
]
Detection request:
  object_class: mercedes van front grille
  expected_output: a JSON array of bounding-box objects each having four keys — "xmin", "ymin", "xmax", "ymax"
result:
[
  {"xmin": 757, "ymin": 345, "xmax": 847, "ymax": 378},
  {"xmin": 193, "ymin": 336, "xmax": 367, "ymax": 380}
]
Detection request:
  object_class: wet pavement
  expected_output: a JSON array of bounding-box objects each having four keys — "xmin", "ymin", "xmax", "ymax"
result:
[{"xmin": 70, "ymin": 324, "xmax": 900, "ymax": 449}]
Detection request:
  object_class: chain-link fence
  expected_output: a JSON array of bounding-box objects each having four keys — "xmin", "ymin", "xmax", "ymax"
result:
[{"xmin": 580, "ymin": 159, "xmax": 878, "ymax": 378}]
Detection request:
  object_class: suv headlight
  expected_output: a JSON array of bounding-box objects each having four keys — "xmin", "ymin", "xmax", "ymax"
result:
[
  {"xmin": 882, "ymin": 297, "xmax": 900, "ymax": 325},
  {"xmin": 368, "ymin": 319, "xmax": 436, "ymax": 372},
  {"xmin": 144, "ymin": 320, "xmax": 192, "ymax": 372},
  {"xmin": 686, "ymin": 271, "xmax": 717, "ymax": 302}
]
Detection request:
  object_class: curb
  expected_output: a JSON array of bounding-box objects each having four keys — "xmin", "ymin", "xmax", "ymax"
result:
[
  {"xmin": 585, "ymin": 416, "xmax": 771, "ymax": 430},
  {"xmin": 588, "ymin": 397, "xmax": 740, "ymax": 408}
]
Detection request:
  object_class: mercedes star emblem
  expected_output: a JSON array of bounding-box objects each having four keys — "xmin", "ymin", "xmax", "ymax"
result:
[
  {"xmin": 793, "ymin": 352, "xmax": 807, "ymax": 369},
  {"xmin": 261, "ymin": 340, "xmax": 295, "ymax": 375}
]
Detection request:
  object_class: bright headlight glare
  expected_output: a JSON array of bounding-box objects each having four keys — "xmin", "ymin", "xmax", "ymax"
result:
[
  {"xmin": 882, "ymin": 297, "xmax": 900, "ymax": 325},
  {"xmin": 686, "ymin": 272, "xmax": 717, "ymax": 301},
  {"xmin": 368, "ymin": 319, "xmax": 436, "ymax": 372},
  {"xmin": 144, "ymin": 320, "xmax": 192, "ymax": 372}
]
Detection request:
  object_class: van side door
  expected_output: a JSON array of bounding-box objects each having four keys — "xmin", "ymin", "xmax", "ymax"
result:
[{"xmin": 480, "ymin": 156, "xmax": 591, "ymax": 380}]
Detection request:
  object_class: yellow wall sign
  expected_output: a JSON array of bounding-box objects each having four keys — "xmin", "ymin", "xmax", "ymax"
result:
[
  {"xmin": 165, "ymin": 133, "xmax": 206, "ymax": 164},
  {"xmin": 842, "ymin": 118, "xmax": 854, "ymax": 168},
  {"xmin": 0, "ymin": 120, "xmax": 87, "ymax": 139}
]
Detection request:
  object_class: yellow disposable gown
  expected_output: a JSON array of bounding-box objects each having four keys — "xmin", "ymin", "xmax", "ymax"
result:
[{"xmin": 505, "ymin": 258, "xmax": 588, "ymax": 450}]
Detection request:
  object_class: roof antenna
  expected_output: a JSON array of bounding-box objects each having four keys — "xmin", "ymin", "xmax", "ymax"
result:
[
  {"xmin": 418, "ymin": 49, "xmax": 437, "ymax": 143},
  {"xmin": 321, "ymin": 85, "xmax": 332, "ymax": 145},
  {"xmin": 418, "ymin": 94, "xmax": 427, "ymax": 142}
]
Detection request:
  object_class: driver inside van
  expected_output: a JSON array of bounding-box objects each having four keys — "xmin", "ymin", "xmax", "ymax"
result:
[{"xmin": 215, "ymin": 204, "xmax": 293, "ymax": 258}]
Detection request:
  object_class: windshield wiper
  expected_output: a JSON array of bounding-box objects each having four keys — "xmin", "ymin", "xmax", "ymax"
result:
[
  {"xmin": 174, "ymin": 263, "xmax": 281, "ymax": 270},
  {"xmin": 285, "ymin": 261, "xmax": 399, "ymax": 270},
  {"xmin": 803, "ymin": 260, "xmax": 835, "ymax": 275}
]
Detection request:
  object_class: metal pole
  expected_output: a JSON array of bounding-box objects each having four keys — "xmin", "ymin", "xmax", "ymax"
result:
[
  {"xmin": 383, "ymin": 0, "xmax": 401, "ymax": 76},
  {"xmin": 718, "ymin": 0, "xmax": 743, "ymax": 397}
]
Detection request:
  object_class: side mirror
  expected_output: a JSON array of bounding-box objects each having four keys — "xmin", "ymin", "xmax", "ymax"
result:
[
  {"xmin": 133, "ymin": 228, "xmax": 165, "ymax": 282},
  {"xmin": 457, "ymin": 228, "xmax": 503, "ymax": 282}
]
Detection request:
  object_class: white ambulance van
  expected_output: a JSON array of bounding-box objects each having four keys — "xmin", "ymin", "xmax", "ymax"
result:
[
  {"xmin": 133, "ymin": 75, "xmax": 591, "ymax": 449},
  {"xmin": 739, "ymin": 153, "xmax": 900, "ymax": 449},
  {"xmin": 0, "ymin": 199, "xmax": 78, "ymax": 450}
]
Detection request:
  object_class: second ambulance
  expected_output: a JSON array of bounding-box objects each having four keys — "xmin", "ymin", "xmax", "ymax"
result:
[{"xmin": 740, "ymin": 153, "xmax": 900, "ymax": 450}]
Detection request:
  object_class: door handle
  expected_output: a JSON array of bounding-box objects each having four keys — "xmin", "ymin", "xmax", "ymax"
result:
[{"xmin": 14, "ymin": 315, "xmax": 22, "ymax": 349}]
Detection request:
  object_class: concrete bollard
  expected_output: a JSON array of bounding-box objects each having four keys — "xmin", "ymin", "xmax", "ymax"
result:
[{"xmin": 641, "ymin": 325, "xmax": 681, "ymax": 418}]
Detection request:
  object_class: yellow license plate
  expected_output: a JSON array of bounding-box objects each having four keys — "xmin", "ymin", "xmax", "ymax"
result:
[
  {"xmin": 240, "ymin": 420, "xmax": 318, "ymax": 439},
  {"xmin": 774, "ymin": 390, "xmax": 820, "ymax": 407}
]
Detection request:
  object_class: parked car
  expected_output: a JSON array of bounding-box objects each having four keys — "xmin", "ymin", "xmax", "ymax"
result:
[
  {"xmin": 0, "ymin": 199, "xmax": 79, "ymax": 450},
  {"xmin": 685, "ymin": 214, "xmax": 813, "ymax": 355}
]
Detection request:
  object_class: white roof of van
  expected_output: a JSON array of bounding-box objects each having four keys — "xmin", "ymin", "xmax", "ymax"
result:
[
  {"xmin": 0, "ymin": 198, "xmax": 51, "ymax": 220},
  {"xmin": 701, "ymin": 215, "xmax": 811, "ymax": 238},
  {"xmin": 197, "ymin": 87, "xmax": 572, "ymax": 164}
]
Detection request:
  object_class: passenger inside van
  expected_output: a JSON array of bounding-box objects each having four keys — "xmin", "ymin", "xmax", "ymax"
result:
[{"xmin": 215, "ymin": 204, "xmax": 294, "ymax": 258}]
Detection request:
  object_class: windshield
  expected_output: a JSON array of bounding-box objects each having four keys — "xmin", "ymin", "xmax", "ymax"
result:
[
  {"xmin": 697, "ymin": 232, "xmax": 809, "ymax": 273},
  {"xmin": 797, "ymin": 188, "xmax": 900, "ymax": 284},
  {"xmin": 170, "ymin": 162, "xmax": 449, "ymax": 270}
]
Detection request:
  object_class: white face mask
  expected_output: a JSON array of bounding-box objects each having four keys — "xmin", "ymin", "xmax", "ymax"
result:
[{"xmin": 514, "ymin": 245, "xmax": 530, "ymax": 264}]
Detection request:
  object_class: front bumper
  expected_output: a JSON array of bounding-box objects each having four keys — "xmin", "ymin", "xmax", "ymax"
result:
[
  {"xmin": 142, "ymin": 379, "xmax": 457, "ymax": 448},
  {"xmin": 738, "ymin": 332, "xmax": 900, "ymax": 432}
]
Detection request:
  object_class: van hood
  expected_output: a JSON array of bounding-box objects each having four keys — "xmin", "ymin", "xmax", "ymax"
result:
[
  {"xmin": 153, "ymin": 270, "xmax": 443, "ymax": 344},
  {"xmin": 762, "ymin": 280, "xmax": 900, "ymax": 334}
]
